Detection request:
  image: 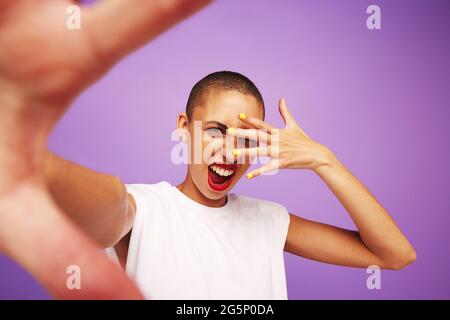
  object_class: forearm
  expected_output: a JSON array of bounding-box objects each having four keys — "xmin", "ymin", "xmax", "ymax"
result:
[
  {"xmin": 44, "ymin": 152, "xmax": 131, "ymax": 247},
  {"xmin": 314, "ymin": 153, "xmax": 416, "ymax": 268}
]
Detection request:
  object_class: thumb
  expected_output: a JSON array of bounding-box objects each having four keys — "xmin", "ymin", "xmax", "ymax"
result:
[
  {"xmin": 278, "ymin": 98, "xmax": 296, "ymax": 127},
  {"xmin": 279, "ymin": 98, "xmax": 311, "ymax": 138}
]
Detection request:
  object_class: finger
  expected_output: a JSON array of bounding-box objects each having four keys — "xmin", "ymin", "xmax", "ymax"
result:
[
  {"xmin": 0, "ymin": 0, "xmax": 15, "ymax": 9},
  {"xmin": 246, "ymin": 161, "xmax": 279, "ymax": 179},
  {"xmin": 237, "ymin": 112, "xmax": 275, "ymax": 132},
  {"xmin": 232, "ymin": 146, "xmax": 270, "ymax": 159},
  {"xmin": 85, "ymin": 0, "xmax": 211, "ymax": 62},
  {"xmin": 278, "ymin": 98, "xmax": 296, "ymax": 127},
  {"xmin": 1, "ymin": 188, "xmax": 143, "ymax": 299},
  {"xmin": 226, "ymin": 128, "xmax": 270, "ymax": 145}
]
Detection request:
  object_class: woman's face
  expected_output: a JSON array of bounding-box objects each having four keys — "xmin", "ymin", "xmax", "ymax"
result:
[{"xmin": 179, "ymin": 89, "xmax": 264, "ymax": 200}]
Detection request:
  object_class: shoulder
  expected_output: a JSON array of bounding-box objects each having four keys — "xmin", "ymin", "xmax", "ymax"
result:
[
  {"xmin": 126, "ymin": 181, "xmax": 171, "ymax": 196},
  {"xmin": 233, "ymin": 194, "xmax": 289, "ymax": 215},
  {"xmin": 232, "ymin": 194, "xmax": 290, "ymax": 226},
  {"xmin": 232, "ymin": 194, "xmax": 291, "ymax": 248},
  {"xmin": 125, "ymin": 181, "xmax": 172, "ymax": 213},
  {"xmin": 126, "ymin": 181, "xmax": 171, "ymax": 201}
]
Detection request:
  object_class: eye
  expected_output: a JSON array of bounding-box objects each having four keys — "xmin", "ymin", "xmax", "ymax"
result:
[{"xmin": 205, "ymin": 127, "xmax": 225, "ymax": 138}]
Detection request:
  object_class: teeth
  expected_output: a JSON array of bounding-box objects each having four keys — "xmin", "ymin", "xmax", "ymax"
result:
[{"xmin": 210, "ymin": 165, "xmax": 234, "ymax": 177}]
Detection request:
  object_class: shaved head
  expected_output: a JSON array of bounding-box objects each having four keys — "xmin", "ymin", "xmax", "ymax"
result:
[{"xmin": 186, "ymin": 71, "xmax": 265, "ymax": 120}]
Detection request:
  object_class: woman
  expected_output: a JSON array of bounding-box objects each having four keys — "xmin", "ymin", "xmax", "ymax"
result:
[
  {"xmin": 0, "ymin": 0, "xmax": 415, "ymax": 299},
  {"xmin": 107, "ymin": 71, "xmax": 416, "ymax": 299}
]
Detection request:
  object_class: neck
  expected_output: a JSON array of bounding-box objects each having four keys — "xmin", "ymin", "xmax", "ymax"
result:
[{"xmin": 177, "ymin": 172, "xmax": 227, "ymax": 208}]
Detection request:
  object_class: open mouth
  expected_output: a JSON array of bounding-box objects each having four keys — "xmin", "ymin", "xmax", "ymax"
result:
[{"xmin": 207, "ymin": 163, "xmax": 238, "ymax": 192}]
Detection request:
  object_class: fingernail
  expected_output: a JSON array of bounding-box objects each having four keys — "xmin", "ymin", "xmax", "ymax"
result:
[
  {"xmin": 246, "ymin": 173, "xmax": 254, "ymax": 179},
  {"xmin": 239, "ymin": 113, "xmax": 247, "ymax": 120},
  {"xmin": 227, "ymin": 127, "xmax": 236, "ymax": 134},
  {"xmin": 232, "ymin": 149, "xmax": 241, "ymax": 156}
]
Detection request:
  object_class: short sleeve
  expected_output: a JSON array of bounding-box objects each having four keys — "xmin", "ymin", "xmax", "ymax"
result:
[
  {"xmin": 273, "ymin": 204, "xmax": 291, "ymax": 249},
  {"xmin": 126, "ymin": 184, "xmax": 152, "ymax": 219},
  {"xmin": 258, "ymin": 200, "xmax": 291, "ymax": 250},
  {"xmin": 104, "ymin": 184, "xmax": 153, "ymax": 265},
  {"xmin": 124, "ymin": 184, "xmax": 157, "ymax": 274}
]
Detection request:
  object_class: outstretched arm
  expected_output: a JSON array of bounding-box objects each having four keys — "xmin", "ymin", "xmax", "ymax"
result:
[
  {"xmin": 0, "ymin": 0, "xmax": 210, "ymax": 299},
  {"xmin": 228, "ymin": 98, "xmax": 416, "ymax": 270}
]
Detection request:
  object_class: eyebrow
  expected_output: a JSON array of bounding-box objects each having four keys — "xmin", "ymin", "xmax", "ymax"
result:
[{"xmin": 204, "ymin": 121, "xmax": 228, "ymax": 130}]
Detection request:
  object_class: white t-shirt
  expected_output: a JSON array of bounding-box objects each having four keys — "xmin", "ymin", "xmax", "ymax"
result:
[{"xmin": 108, "ymin": 181, "xmax": 290, "ymax": 300}]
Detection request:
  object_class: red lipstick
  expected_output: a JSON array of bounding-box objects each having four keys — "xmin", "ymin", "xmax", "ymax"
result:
[{"xmin": 207, "ymin": 163, "xmax": 238, "ymax": 192}]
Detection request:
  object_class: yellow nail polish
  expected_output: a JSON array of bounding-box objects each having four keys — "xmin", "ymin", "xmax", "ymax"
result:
[
  {"xmin": 246, "ymin": 173, "xmax": 254, "ymax": 179},
  {"xmin": 232, "ymin": 149, "xmax": 241, "ymax": 156},
  {"xmin": 239, "ymin": 113, "xmax": 247, "ymax": 120},
  {"xmin": 227, "ymin": 127, "xmax": 236, "ymax": 134}
]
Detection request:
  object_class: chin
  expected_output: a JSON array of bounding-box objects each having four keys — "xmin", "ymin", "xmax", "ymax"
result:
[{"xmin": 203, "ymin": 188, "xmax": 228, "ymax": 200}]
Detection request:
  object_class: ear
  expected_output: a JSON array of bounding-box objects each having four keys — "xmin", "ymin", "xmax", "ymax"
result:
[{"xmin": 176, "ymin": 112, "xmax": 189, "ymax": 142}]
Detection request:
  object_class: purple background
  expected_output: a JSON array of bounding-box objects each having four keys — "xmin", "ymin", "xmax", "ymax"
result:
[{"xmin": 1, "ymin": 0, "xmax": 449, "ymax": 299}]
